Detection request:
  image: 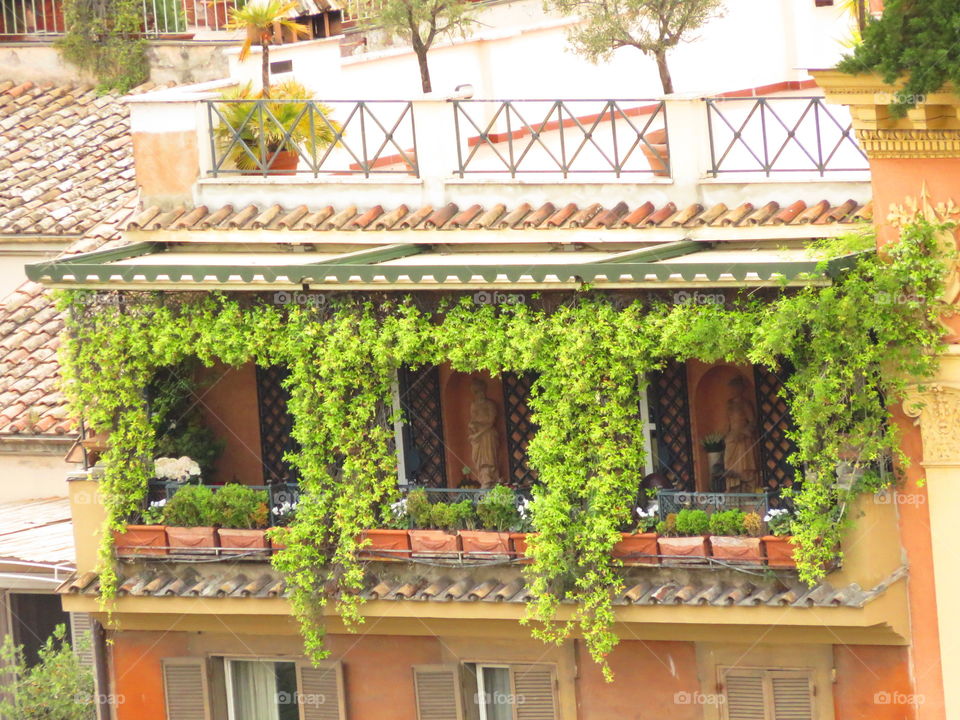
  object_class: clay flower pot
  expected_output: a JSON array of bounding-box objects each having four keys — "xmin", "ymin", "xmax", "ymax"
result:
[
  {"xmin": 408, "ymin": 529, "xmax": 460, "ymax": 558},
  {"xmin": 359, "ymin": 529, "xmax": 412, "ymax": 560},
  {"xmin": 710, "ymin": 536, "xmax": 764, "ymax": 564},
  {"xmin": 242, "ymin": 149, "xmax": 299, "ymax": 176},
  {"xmin": 612, "ymin": 532, "xmax": 659, "ymax": 565},
  {"xmin": 460, "ymin": 530, "xmax": 511, "ymax": 559},
  {"xmin": 510, "ymin": 532, "xmax": 534, "ymax": 563},
  {"xmin": 657, "ymin": 535, "xmax": 710, "ymax": 565},
  {"xmin": 641, "ymin": 128, "xmax": 670, "ymax": 177},
  {"xmin": 112, "ymin": 525, "xmax": 168, "ymax": 556},
  {"xmin": 763, "ymin": 535, "xmax": 797, "ymax": 568},
  {"xmin": 217, "ymin": 528, "xmax": 269, "ymax": 556},
  {"xmin": 166, "ymin": 526, "xmax": 219, "ymax": 554}
]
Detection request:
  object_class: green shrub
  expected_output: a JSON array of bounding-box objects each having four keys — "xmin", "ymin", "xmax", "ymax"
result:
[
  {"xmin": 211, "ymin": 484, "xmax": 269, "ymax": 529},
  {"xmin": 743, "ymin": 512, "xmax": 763, "ymax": 537},
  {"xmin": 476, "ymin": 485, "xmax": 521, "ymax": 532},
  {"xmin": 161, "ymin": 484, "xmax": 217, "ymax": 527},
  {"xmin": 707, "ymin": 509, "xmax": 745, "ymax": 536},
  {"xmin": 405, "ymin": 488, "xmax": 433, "ymax": 527},
  {"xmin": 674, "ymin": 509, "xmax": 709, "ymax": 536}
]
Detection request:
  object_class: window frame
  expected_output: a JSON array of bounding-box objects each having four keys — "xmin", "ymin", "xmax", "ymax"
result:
[
  {"xmin": 718, "ymin": 665, "xmax": 816, "ymax": 720},
  {"xmin": 474, "ymin": 663, "xmax": 512, "ymax": 720},
  {"xmin": 223, "ymin": 656, "xmax": 301, "ymax": 720}
]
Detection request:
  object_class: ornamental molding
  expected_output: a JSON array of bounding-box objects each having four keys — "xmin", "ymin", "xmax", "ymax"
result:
[
  {"xmin": 856, "ymin": 129, "xmax": 960, "ymax": 159},
  {"xmin": 903, "ymin": 383, "xmax": 960, "ymax": 466}
]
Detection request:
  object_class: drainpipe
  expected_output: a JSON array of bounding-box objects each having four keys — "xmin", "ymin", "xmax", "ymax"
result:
[{"xmin": 92, "ymin": 620, "xmax": 111, "ymax": 720}]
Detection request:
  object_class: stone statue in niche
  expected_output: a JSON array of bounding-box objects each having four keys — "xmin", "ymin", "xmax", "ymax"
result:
[
  {"xmin": 722, "ymin": 375, "xmax": 759, "ymax": 493},
  {"xmin": 468, "ymin": 378, "xmax": 501, "ymax": 489}
]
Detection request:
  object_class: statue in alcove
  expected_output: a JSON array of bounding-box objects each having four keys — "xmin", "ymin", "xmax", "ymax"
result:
[
  {"xmin": 722, "ymin": 375, "xmax": 760, "ymax": 493},
  {"xmin": 468, "ymin": 378, "xmax": 502, "ymax": 489}
]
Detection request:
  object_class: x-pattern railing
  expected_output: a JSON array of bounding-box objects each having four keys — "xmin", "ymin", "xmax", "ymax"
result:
[
  {"xmin": 207, "ymin": 99, "xmax": 418, "ymax": 177},
  {"xmin": 706, "ymin": 96, "xmax": 868, "ymax": 176},
  {"xmin": 452, "ymin": 99, "xmax": 669, "ymax": 178}
]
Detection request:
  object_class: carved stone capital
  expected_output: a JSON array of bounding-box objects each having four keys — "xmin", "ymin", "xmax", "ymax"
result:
[
  {"xmin": 903, "ymin": 383, "xmax": 960, "ymax": 466},
  {"xmin": 856, "ymin": 129, "xmax": 960, "ymax": 159}
]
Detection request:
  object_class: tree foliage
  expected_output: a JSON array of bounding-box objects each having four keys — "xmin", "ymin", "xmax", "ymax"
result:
[
  {"xmin": 547, "ymin": 0, "xmax": 725, "ymax": 93},
  {"xmin": 838, "ymin": 0, "xmax": 960, "ymax": 115},
  {"xmin": 58, "ymin": 216, "xmax": 949, "ymax": 679},
  {"xmin": 226, "ymin": 0, "xmax": 309, "ymax": 97}
]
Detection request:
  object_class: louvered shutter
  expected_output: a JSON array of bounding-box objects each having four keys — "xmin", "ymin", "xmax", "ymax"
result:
[
  {"xmin": 298, "ymin": 662, "xmax": 346, "ymax": 720},
  {"xmin": 413, "ymin": 664, "xmax": 463, "ymax": 720},
  {"xmin": 162, "ymin": 658, "xmax": 209, "ymax": 720},
  {"xmin": 509, "ymin": 665, "xmax": 557, "ymax": 720},
  {"xmin": 770, "ymin": 671, "xmax": 814, "ymax": 720},
  {"xmin": 723, "ymin": 669, "xmax": 768, "ymax": 720},
  {"xmin": 68, "ymin": 613, "xmax": 94, "ymax": 669}
]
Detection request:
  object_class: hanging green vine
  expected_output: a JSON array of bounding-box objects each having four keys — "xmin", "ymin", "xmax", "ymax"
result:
[
  {"xmin": 57, "ymin": 216, "xmax": 950, "ymax": 678},
  {"xmin": 57, "ymin": 0, "xmax": 149, "ymax": 93}
]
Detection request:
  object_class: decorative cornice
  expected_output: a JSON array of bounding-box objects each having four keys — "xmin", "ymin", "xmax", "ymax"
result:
[
  {"xmin": 856, "ymin": 129, "xmax": 960, "ymax": 159},
  {"xmin": 903, "ymin": 383, "xmax": 960, "ymax": 466}
]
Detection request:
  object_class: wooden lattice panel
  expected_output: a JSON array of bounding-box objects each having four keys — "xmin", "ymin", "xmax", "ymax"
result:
[
  {"xmin": 753, "ymin": 364, "xmax": 798, "ymax": 489},
  {"xmin": 398, "ymin": 365, "xmax": 448, "ymax": 487},
  {"xmin": 648, "ymin": 361, "xmax": 695, "ymax": 489},
  {"xmin": 255, "ymin": 365, "xmax": 299, "ymax": 485},
  {"xmin": 502, "ymin": 371, "xmax": 539, "ymax": 488}
]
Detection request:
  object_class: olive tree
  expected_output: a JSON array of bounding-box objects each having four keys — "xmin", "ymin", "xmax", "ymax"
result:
[{"xmin": 548, "ymin": 0, "xmax": 725, "ymax": 93}]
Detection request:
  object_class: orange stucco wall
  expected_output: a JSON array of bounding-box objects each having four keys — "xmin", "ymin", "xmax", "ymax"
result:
[
  {"xmin": 834, "ymin": 645, "xmax": 918, "ymax": 720},
  {"xmin": 869, "ymin": 157, "xmax": 960, "ymax": 246},
  {"xmin": 575, "ymin": 639, "xmax": 700, "ymax": 720},
  {"xmin": 110, "ymin": 631, "xmax": 191, "ymax": 720},
  {"xmin": 132, "ymin": 130, "xmax": 200, "ymax": 207},
  {"xmin": 198, "ymin": 362, "xmax": 264, "ymax": 486}
]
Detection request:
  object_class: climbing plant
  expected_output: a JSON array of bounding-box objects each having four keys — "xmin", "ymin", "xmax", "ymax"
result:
[
  {"xmin": 57, "ymin": 0, "xmax": 149, "ymax": 93},
  {"xmin": 57, "ymin": 215, "xmax": 950, "ymax": 678}
]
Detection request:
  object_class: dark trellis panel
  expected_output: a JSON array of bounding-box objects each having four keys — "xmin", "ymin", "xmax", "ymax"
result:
[
  {"xmin": 501, "ymin": 371, "xmax": 539, "ymax": 488},
  {"xmin": 647, "ymin": 361, "xmax": 695, "ymax": 490},
  {"xmin": 753, "ymin": 364, "xmax": 798, "ymax": 489},
  {"xmin": 398, "ymin": 365, "xmax": 447, "ymax": 487},
  {"xmin": 255, "ymin": 365, "xmax": 299, "ymax": 485}
]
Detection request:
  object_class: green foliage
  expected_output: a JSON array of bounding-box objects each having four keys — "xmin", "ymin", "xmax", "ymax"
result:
[
  {"xmin": 211, "ymin": 484, "xmax": 270, "ymax": 529},
  {"xmin": 58, "ymin": 215, "xmax": 950, "ymax": 680},
  {"xmin": 405, "ymin": 487, "xmax": 433, "ymax": 526},
  {"xmin": 546, "ymin": 0, "xmax": 725, "ymax": 93},
  {"xmin": 226, "ymin": 0, "xmax": 309, "ymax": 95},
  {"xmin": 57, "ymin": 0, "xmax": 148, "ymax": 93},
  {"xmin": 161, "ymin": 484, "xmax": 217, "ymax": 527},
  {"xmin": 838, "ymin": 0, "xmax": 960, "ymax": 116},
  {"xmin": 675, "ymin": 508, "xmax": 710, "ymax": 536},
  {"xmin": 764, "ymin": 508, "xmax": 792, "ymax": 537},
  {"xmin": 0, "ymin": 624, "xmax": 95, "ymax": 720},
  {"xmin": 707, "ymin": 509, "xmax": 745, "ymax": 536},
  {"xmin": 477, "ymin": 485, "xmax": 522, "ymax": 532},
  {"xmin": 742, "ymin": 511, "xmax": 762, "ymax": 537}
]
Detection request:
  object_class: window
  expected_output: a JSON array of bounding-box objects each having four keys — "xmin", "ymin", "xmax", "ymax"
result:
[
  {"xmin": 226, "ymin": 659, "xmax": 299, "ymax": 720},
  {"xmin": 721, "ymin": 667, "xmax": 815, "ymax": 720},
  {"xmin": 476, "ymin": 665, "xmax": 512, "ymax": 720},
  {"xmin": 412, "ymin": 663, "xmax": 558, "ymax": 720}
]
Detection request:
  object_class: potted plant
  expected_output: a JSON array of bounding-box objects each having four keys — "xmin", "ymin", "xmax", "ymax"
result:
[
  {"xmin": 213, "ymin": 484, "xmax": 271, "ymax": 555},
  {"xmin": 657, "ymin": 508, "xmax": 710, "ymax": 564},
  {"xmin": 708, "ymin": 509, "xmax": 764, "ymax": 564},
  {"xmin": 359, "ymin": 496, "xmax": 412, "ymax": 560},
  {"xmin": 162, "ymin": 484, "xmax": 219, "ymax": 553},
  {"xmin": 612, "ymin": 499, "xmax": 659, "ymax": 565},
  {"xmin": 112, "ymin": 501, "xmax": 168, "ymax": 556},
  {"xmin": 762, "ymin": 508, "xmax": 797, "ymax": 568},
  {"xmin": 406, "ymin": 488, "xmax": 463, "ymax": 558},
  {"xmin": 702, "ymin": 432, "xmax": 725, "ymax": 473},
  {"xmin": 226, "ymin": 0, "xmax": 308, "ymax": 99},
  {"xmin": 641, "ymin": 127, "xmax": 669, "ymax": 177},
  {"xmin": 463, "ymin": 485, "xmax": 519, "ymax": 559},
  {"xmin": 509, "ymin": 495, "xmax": 535, "ymax": 561}
]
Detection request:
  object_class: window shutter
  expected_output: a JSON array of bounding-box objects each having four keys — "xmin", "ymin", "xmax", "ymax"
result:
[
  {"xmin": 413, "ymin": 664, "xmax": 463, "ymax": 720},
  {"xmin": 509, "ymin": 664, "xmax": 557, "ymax": 720},
  {"xmin": 68, "ymin": 612, "xmax": 94, "ymax": 669},
  {"xmin": 297, "ymin": 661, "xmax": 346, "ymax": 720},
  {"xmin": 162, "ymin": 658, "xmax": 209, "ymax": 720},
  {"xmin": 770, "ymin": 671, "xmax": 814, "ymax": 720},
  {"xmin": 723, "ymin": 668, "xmax": 768, "ymax": 720}
]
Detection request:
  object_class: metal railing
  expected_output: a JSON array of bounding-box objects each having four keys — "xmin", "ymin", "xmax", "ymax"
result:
[
  {"xmin": 452, "ymin": 99, "xmax": 670, "ymax": 178},
  {"xmin": 657, "ymin": 490, "xmax": 771, "ymax": 526},
  {"xmin": 0, "ymin": 0, "xmax": 236, "ymax": 36},
  {"xmin": 706, "ymin": 96, "xmax": 868, "ymax": 176},
  {"xmin": 207, "ymin": 99, "xmax": 419, "ymax": 177},
  {"xmin": 146, "ymin": 479, "xmax": 301, "ymax": 527}
]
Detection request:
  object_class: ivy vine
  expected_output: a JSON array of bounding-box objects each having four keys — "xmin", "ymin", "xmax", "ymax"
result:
[{"xmin": 58, "ymin": 216, "xmax": 950, "ymax": 678}]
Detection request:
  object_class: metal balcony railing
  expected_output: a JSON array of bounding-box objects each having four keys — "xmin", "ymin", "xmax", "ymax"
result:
[
  {"xmin": 206, "ymin": 98, "xmax": 419, "ymax": 177},
  {"xmin": 146, "ymin": 479, "xmax": 302, "ymax": 527},
  {"xmin": 452, "ymin": 99, "xmax": 670, "ymax": 178},
  {"xmin": 706, "ymin": 96, "xmax": 869, "ymax": 176},
  {"xmin": 657, "ymin": 490, "xmax": 772, "ymax": 527}
]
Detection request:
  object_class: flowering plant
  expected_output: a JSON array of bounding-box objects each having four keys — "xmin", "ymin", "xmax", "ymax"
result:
[
  {"xmin": 634, "ymin": 503, "xmax": 659, "ymax": 532},
  {"xmin": 763, "ymin": 508, "xmax": 793, "ymax": 537},
  {"xmin": 154, "ymin": 456, "xmax": 201, "ymax": 483}
]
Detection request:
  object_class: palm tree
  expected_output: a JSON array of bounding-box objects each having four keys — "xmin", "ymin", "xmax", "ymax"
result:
[{"xmin": 227, "ymin": 0, "xmax": 309, "ymax": 97}]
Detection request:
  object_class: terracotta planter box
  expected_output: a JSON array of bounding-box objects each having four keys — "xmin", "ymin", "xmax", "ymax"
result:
[
  {"xmin": 710, "ymin": 536, "xmax": 764, "ymax": 564},
  {"xmin": 460, "ymin": 530, "xmax": 511, "ymax": 559},
  {"xmin": 657, "ymin": 535, "xmax": 710, "ymax": 565},
  {"xmin": 166, "ymin": 526, "xmax": 219, "ymax": 554},
  {"xmin": 409, "ymin": 529, "xmax": 460, "ymax": 558},
  {"xmin": 217, "ymin": 528, "xmax": 269, "ymax": 556},
  {"xmin": 612, "ymin": 532, "xmax": 659, "ymax": 565},
  {"xmin": 763, "ymin": 535, "xmax": 797, "ymax": 568},
  {"xmin": 510, "ymin": 532, "xmax": 534, "ymax": 563},
  {"xmin": 641, "ymin": 128, "xmax": 670, "ymax": 177},
  {"xmin": 113, "ymin": 525, "xmax": 168, "ymax": 556},
  {"xmin": 360, "ymin": 529, "xmax": 411, "ymax": 560}
]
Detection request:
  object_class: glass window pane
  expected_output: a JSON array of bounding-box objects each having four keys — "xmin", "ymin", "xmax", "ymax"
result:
[
  {"xmin": 275, "ymin": 662, "xmax": 299, "ymax": 720},
  {"xmin": 230, "ymin": 660, "xmax": 298, "ymax": 720},
  {"xmin": 481, "ymin": 667, "xmax": 512, "ymax": 720}
]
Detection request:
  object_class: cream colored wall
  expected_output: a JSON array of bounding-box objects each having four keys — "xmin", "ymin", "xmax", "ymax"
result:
[{"xmin": 0, "ymin": 448, "xmax": 74, "ymax": 502}]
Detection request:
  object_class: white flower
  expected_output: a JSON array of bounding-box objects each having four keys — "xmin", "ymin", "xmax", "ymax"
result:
[
  {"xmin": 272, "ymin": 501, "xmax": 296, "ymax": 517},
  {"xmin": 149, "ymin": 498, "xmax": 167, "ymax": 509},
  {"xmin": 390, "ymin": 498, "xmax": 408, "ymax": 520},
  {"xmin": 636, "ymin": 503, "xmax": 658, "ymax": 519},
  {"xmin": 763, "ymin": 508, "xmax": 789, "ymax": 522},
  {"xmin": 154, "ymin": 456, "xmax": 201, "ymax": 482},
  {"xmin": 517, "ymin": 496, "xmax": 531, "ymax": 519}
]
